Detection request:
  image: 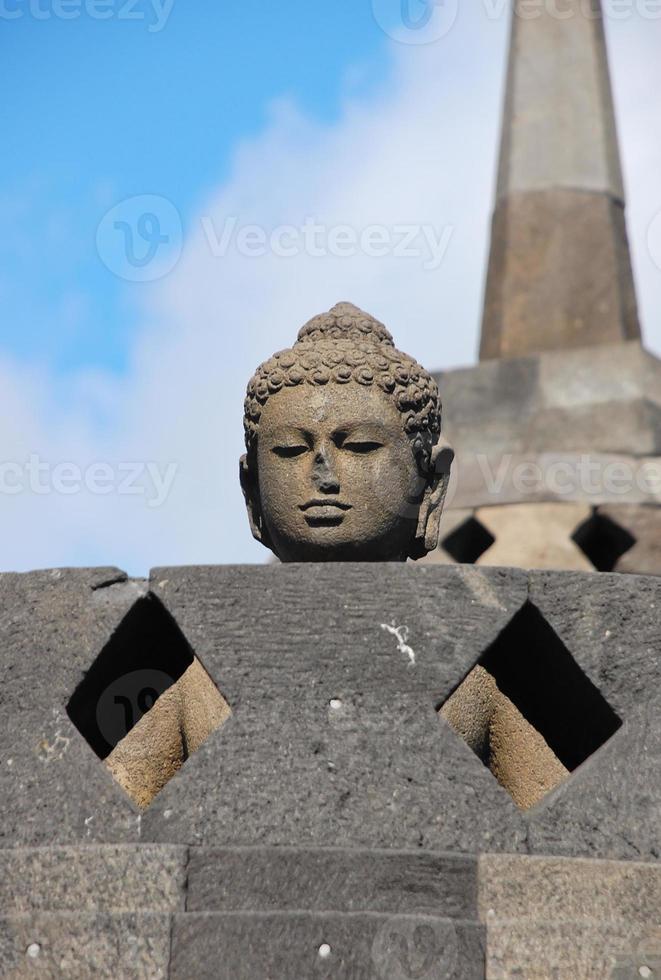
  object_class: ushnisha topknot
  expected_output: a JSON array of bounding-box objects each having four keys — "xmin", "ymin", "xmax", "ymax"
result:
[{"xmin": 243, "ymin": 302, "xmax": 442, "ymax": 460}]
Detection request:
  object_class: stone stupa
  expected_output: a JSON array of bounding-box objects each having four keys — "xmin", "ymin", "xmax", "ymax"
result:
[{"xmin": 424, "ymin": 0, "xmax": 661, "ymax": 577}]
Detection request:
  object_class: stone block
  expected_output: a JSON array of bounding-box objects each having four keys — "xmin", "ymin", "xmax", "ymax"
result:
[
  {"xmin": 497, "ymin": 1, "xmax": 623, "ymax": 201},
  {"xmin": 186, "ymin": 847, "xmax": 477, "ymax": 919},
  {"xmin": 481, "ymin": 191, "xmax": 639, "ymax": 359},
  {"xmin": 478, "ymin": 854, "xmax": 661, "ymax": 926},
  {"xmin": 437, "ymin": 357, "xmax": 541, "ymax": 456},
  {"xmin": 524, "ymin": 571, "xmax": 661, "ymax": 860},
  {"xmin": 3, "ymin": 563, "xmax": 660, "ymax": 861},
  {"xmin": 600, "ymin": 504, "xmax": 661, "ymax": 575},
  {"xmin": 484, "ymin": 919, "xmax": 661, "ymax": 980},
  {"xmin": 141, "ymin": 563, "xmax": 530, "ymax": 853},
  {"xmin": 0, "ymin": 845, "xmax": 187, "ymax": 914},
  {"xmin": 443, "ymin": 452, "xmax": 661, "ymax": 512},
  {"xmin": 436, "ymin": 343, "xmax": 661, "ymax": 465},
  {"xmin": 0, "ymin": 569, "xmax": 146, "ymax": 847},
  {"xmin": 170, "ymin": 911, "xmax": 485, "ymax": 980},
  {"xmin": 524, "ymin": 399, "xmax": 661, "ymax": 458},
  {"xmin": 0, "ymin": 912, "xmax": 171, "ymax": 979},
  {"xmin": 475, "ymin": 503, "xmax": 592, "ymax": 571},
  {"xmin": 537, "ymin": 342, "xmax": 661, "ymax": 412}
]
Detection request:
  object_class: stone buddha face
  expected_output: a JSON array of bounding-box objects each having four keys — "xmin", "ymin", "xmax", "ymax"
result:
[{"xmin": 240, "ymin": 303, "xmax": 453, "ymax": 562}]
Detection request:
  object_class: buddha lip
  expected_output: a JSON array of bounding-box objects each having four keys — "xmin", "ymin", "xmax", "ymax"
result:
[{"xmin": 300, "ymin": 499, "xmax": 352, "ymax": 511}]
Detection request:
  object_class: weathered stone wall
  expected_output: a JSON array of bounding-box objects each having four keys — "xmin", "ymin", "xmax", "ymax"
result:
[
  {"xmin": 0, "ymin": 845, "xmax": 658, "ymax": 977},
  {"xmin": 1, "ymin": 563, "xmax": 659, "ymax": 976},
  {"xmin": 2, "ymin": 564, "xmax": 659, "ymax": 854},
  {"xmin": 430, "ymin": 344, "xmax": 661, "ymax": 574}
]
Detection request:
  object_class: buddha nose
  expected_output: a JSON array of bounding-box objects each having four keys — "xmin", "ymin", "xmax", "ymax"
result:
[{"xmin": 312, "ymin": 446, "xmax": 340, "ymax": 494}]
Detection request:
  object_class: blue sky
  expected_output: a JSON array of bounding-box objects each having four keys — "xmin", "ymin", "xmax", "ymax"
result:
[
  {"xmin": 0, "ymin": 0, "xmax": 390, "ymax": 374},
  {"xmin": 1, "ymin": 3, "xmax": 661, "ymax": 574}
]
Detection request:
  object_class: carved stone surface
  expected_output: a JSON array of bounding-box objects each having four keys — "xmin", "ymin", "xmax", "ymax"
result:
[
  {"xmin": 185, "ymin": 847, "xmax": 477, "ymax": 917},
  {"xmin": 480, "ymin": 855, "xmax": 661, "ymax": 979},
  {"xmin": 484, "ymin": 919, "xmax": 660, "ymax": 980},
  {"xmin": 480, "ymin": 0, "xmax": 640, "ymax": 358},
  {"xmin": 1, "ymin": 563, "xmax": 659, "ymax": 861},
  {"xmin": 169, "ymin": 912, "xmax": 485, "ymax": 980},
  {"xmin": 479, "ymin": 854, "xmax": 661, "ymax": 926},
  {"xmin": 481, "ymin": 190, "xmax": 640, "ymax": 360},
  {"xmin": 525, "ymin": 570, "xmax": 661, "ymax": 860},
  {"xmin": 0, "ymin": 912, "xmax": 172, "ymax": 979},
  {"xmin": 437, "ymin": 343, "xmax": 661, "ymax": 462},
  {"xmin": 1, "ymin": 846, "xmax": 659, "ymax": 977},
  {"xmin": 240, "ymin": 302, "xmax": 452, "ymax": 562},
  {"xmin": 142, "ymin": 563, "xmax": 530, "ymax": 854},
  {"xmin": 0, "ymin": 844, "xmax": 187, "ymax": 914},
  {"xmin": 0, "ymin": 568, "xmax": 144, "ymax": 847},
  {"xmin": 600, "ymin": 504, "xmax": 661, "ymax": 575},
  {"xmin": 428, "ymin": 343, "xmax": 661, "ymax": 575}
]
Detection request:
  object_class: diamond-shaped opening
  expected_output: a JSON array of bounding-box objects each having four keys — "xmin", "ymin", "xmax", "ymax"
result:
[
  {"xmin": 437, "ymin": 602, "xmax": 622, "ymax": 810},
  {"xmin": 67, "ymin": 594, "xmax": 231, "ymax": 808},
  {"xmin": 441, "ymin": 517, "xmax": 495, "ymax": 564},
  {"xmin": 572, "ymin": 510, "xmax": 636, "ymax": 572}
]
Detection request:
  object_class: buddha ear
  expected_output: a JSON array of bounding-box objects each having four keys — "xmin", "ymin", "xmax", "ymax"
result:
[
  {"xmin": 410, "ymin": 438, "xmax": 454, "ymax": 559},
  {"xmin": 239, "ymin": 453, "xmax": 275, "ymax": 553}
]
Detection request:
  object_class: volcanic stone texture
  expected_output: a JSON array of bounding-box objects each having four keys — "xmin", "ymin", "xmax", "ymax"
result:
[
  {"xmin": 174, "ymin": 848, "xmax": 485, "ymax": 980},
  {"xmin": 437, "ymin": 342, "xmax": 661, "ymax": 467},
  {"xmin": 481, "ymin": 190, "xmax": 640, "ymax": 360},
  {"xmin": 1, "ymin": 846, "xmax": 660, "ymax": 977},
  {"xmin": 0, "ymin": 845, "xmax": 485, "ymax": 979},
  {"xmin": 1, "ymin": 563, "xmax": 659, "ymax": 860},
  {"xmin": 599, "ymin": 503, "xmax": 661, "ymax": 575},
  {"xmin": 0, "ymin": 844, "xmax": 186, "ymax": 979},
  {"xmin": 427, "ymin": 502, "xmax": 660, "ymax": 575},
  {"xmin": 169, "ymin": 913, "xmax": 485, "ymax": 979},
  {"xmin": 141, "ymin": 563, "xmax": 531, "ymax": 855},
  {"xmin": 479, "ymin": 854, "xmax": 661, "ymax": 979},
  {"xmin": 480, "ymin": 0, "xmax": 640, "ymax": 359},
  {"xmin": 430, "ymin": 344, "xmax": 661, "ymax": 575},
  {"xmin": 0, "ymin": 568, "xmax": 147, "ymax": 847}
]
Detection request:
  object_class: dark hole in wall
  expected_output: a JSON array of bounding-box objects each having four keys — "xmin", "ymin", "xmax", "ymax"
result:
[
  {"xmin": 477, "ymin": 601, "xmax": 622, "ymax": 771},
  {"xmin": 572, "ymin": 511, "xmax": 636, "ymax": 573},
  {"xmin": 442, "ymin": 517, "xmax": 495, "ymax": 564},
  {"xmin": 66, "ymin": 594, "xmax": 194, "ymax": 759}
]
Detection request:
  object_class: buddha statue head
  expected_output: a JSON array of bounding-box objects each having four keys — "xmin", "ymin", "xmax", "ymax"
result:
[{"xmin": 240, "ymin": 302, "xmax": 453, "ymax": 562}]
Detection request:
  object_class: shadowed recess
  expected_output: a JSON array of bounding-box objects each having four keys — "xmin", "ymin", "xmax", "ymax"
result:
[
  {"xmin": 572, "ymin": 510, "xmax": 636, "ymax": 572},
  {"xmin": 66, "ymin": 594, "xmax": 194, "ymax": 759},
  {"xmin": 479, "ymin": 602, "xmax": 622, "ymax": 770},
  {"xmin": 438, "ymin": 601, "xmax": 622, "ymax": 809},
  {"xmin": 66, "ymin": 593, "xmax": 232, "ymax": 809},
  {"xmin": 441, "ymin": 516, "xmax": 495, "ymax": 564}
]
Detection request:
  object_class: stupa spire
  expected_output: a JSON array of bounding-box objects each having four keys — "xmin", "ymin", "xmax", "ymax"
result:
[{"xmin": 480, "ymin": 0, "xmax": 641, "ymax": 360}]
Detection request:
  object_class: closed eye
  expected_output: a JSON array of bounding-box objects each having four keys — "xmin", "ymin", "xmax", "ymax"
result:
[
  {"xmin": 343, "ymin": 441, "xmax": 383, "ymax": 454},
  {"xmin": 272, "ymin": 445, "xmax": 308, "ymax": 458}
]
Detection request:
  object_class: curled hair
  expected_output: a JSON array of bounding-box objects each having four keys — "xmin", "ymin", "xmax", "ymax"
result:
[{"xmin": 244, "ymin": 303, "xmax": 441, "ymax": 463}]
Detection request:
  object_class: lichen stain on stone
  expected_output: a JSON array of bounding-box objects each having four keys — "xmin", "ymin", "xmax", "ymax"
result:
[
  {"xmin": 380, "ymin": 622, "xmax": 416, "ymax": 666},
  {"xmin": 38, "ymin": 732, "xmax": 71, "ymax": 762}
]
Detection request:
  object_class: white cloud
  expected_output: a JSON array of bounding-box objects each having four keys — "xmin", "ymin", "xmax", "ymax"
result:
[{"xmin": 1, "ymin": 7, "xmax": 660, "ymax": 575}]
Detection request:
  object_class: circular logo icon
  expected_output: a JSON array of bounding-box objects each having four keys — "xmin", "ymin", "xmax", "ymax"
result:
[
  {"xmin": 372, "ymin": 915, "xmax": 458, "ymax": 979},
  {"xmin": 647, "ymin": 209, "xmax": 661, "ymax": 273},
  {"xmin": 96, "ymin": 668, "xmax": 175, "ymax": 748},
  {"xmin": 371, "ymin": 0, "xmax": 459, "ymax": 44},
  {"xmin": 96, "ymin": 194, "xmax": 183, "ymax": 282}
]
